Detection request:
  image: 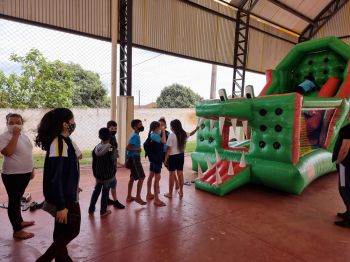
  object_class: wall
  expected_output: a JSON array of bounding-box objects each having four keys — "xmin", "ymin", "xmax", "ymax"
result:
[{"xmin": 0, "ymin": 108, "xmax": 197, "ymax": 153}]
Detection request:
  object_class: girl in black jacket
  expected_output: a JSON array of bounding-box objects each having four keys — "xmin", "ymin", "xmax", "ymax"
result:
[{"xmin": 35, "ymin": 108, "xmax": 80, "ymax": 262}]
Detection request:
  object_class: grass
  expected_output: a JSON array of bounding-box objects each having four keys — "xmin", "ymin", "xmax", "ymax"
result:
[{"xmin": 0, "ymin": 141, "xmax": 197, "ymax": 169}]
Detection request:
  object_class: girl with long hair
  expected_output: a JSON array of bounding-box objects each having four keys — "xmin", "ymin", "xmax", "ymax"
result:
[
  {"xmin": 146, "ymin": 121, "xmax": 166, "ymax": 206},
  {"xmin": 35, "ymin": 108, "xmax": 81, "ymax": 262},
  {"xmin": 164, "ymin": 119, "xmax": 198, "ymax": 198}
]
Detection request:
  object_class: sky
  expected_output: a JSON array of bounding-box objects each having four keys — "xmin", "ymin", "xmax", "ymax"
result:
[{"xmin": 0, "ymin": 19, "xmax": 267, "ymax": 105}]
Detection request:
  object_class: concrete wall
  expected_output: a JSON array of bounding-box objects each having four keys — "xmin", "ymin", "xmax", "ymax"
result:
[{"xmin": 0, "ymin": 108, "xmax": 197, "ymax": 153}]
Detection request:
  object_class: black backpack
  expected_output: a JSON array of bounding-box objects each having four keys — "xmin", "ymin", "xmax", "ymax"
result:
[{"xmin": 143, "ymin": 135, "xmax": 152, "ymax": 158}]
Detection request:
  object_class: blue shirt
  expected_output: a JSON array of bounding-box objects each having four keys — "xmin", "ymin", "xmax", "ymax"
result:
[
  {"xmin": 150, "ymin": 133, "xmax": 161, "ymax": 143},
  {"xmin": 127, "ymin": 131, "xmax": 141, "ymax": 157},
  {"xmin": 298, "ymin": 79, "xmax": 316, "ymax": 93}
]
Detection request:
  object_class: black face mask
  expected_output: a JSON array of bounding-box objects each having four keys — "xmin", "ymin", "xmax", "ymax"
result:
[
  {"xmin": 67, "ymin": 123, "xmax": 76, "ymax": 135},
  {"xmin": 139, "ymin": 126, "xmax": 144, "ymax": 132},
  {"xmin": 110, "ymin": 131, "xmax": 117, "ymax": 136}
]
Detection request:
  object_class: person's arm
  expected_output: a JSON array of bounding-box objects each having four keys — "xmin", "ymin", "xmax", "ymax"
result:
[
  {"xmin": 160, "ymin": 129, "xmax": 166, "ymax": 144},
  {"xmin": 1, "ymin": 127, "xmax": 21, "ymax": 156},
  {"xmin": 336, "ymin": 139, "xmax": 350, "ymax": 164},
  {"xmin": 164, "ymin": 146, "xmax": 171, "ymax": 165},
  {"xmin": 188, "ymin": 126, "xmax": 199, "ymax": 137},
  {"xmin": 126, "ymin": 135, "xmax": 141, "ymax": 152},
  {"xmin": 95, "ymin": 144, "xmax": 112, "ymax": 156}
]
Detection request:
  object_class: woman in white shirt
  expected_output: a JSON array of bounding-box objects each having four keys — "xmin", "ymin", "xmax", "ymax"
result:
[
  {"xmin": 164, "ymin": 119, "xmax": 198, "ymax": 198},
  {"xmin": 0, "ymin": 113, "xmax": 35, "ymax": 240}
]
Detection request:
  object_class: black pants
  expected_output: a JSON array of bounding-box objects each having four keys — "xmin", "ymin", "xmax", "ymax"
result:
[
  {"xmin": 1, "ymin": 172, "xmax": 31, "ymax": 232},
  {"xmin": 337, "ymin": 164, "xmax": 350, "ymax": 219},
  {"xmin": 36, "ymin": 202, "xmax": 81, "ymax": 262}
]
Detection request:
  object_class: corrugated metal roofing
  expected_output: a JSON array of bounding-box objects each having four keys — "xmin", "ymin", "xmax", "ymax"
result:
[{"xmin": 0, "ymin": 0, "xmax": 344, "ymax": 73}]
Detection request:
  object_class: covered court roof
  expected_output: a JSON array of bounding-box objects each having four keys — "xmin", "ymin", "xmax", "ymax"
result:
[{"xmin": 0, "ymin": 0, "xmax": 349, "ymax": 73}]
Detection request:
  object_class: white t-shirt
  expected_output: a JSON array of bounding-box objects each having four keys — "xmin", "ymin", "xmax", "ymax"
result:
[
  {"xmin": 0, "ymin": 131, "xmax": 34, "ymax": 174},
  {"xmin": 166, "ymin": 132, "xmax": 190, "ymax": 155}
]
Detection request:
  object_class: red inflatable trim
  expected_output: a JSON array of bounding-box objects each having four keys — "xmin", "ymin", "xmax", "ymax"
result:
[
  {"xmin": 318, "ymin": 77, "xmax": 341, "ymax": 97},
  {"xmin": 292, "ymin": 93, "xmax": 302, "ymax": 164},
  {"xmin": 258, "ymin": 69, "xmax": 273, "ymax": 97}
]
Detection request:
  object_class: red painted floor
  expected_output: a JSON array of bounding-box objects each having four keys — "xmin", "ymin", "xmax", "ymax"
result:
[{"xmin": 0, "ymin": 155, "xmax": 350, "ymax": 262}]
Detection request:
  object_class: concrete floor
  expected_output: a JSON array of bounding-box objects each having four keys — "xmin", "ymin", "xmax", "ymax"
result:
[{"xmin": 0, "ymin": 156, "xmax": 349, "ymax": 262}]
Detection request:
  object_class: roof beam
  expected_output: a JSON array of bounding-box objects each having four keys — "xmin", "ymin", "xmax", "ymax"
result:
[
  {"xmin": 299, "ymin": 0, "xmax": 349, "ymax": 42},
  {"xmin": 215, "ymin": 0, "xmax": 300, "ymax": 36},
  {"xmin": 267, "ymin": 0, "xmax": 314, "ymax": 25}
]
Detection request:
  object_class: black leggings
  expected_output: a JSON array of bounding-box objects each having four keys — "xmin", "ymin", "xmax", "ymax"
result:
[
  {"xmin": 1, "ymin": 172, "xmax": 31, "ymax": 232},
  {"xmin": 36, "ymin": 202, "xmax": 81, "ymax": 262}
]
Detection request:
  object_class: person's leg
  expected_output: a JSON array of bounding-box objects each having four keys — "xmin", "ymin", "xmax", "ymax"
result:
[
  {"xmin": 174, "ymin": 174, "xmax": 179, "ymax": 191},
  {"xmin": 100, "ymin": 181, "xmax": 111, "ymax": 216},
  {"xmin": 2, "ymin": 173, "xmax": 34, "ymax": 239},
  {"xmin": 36, "ymin": 203, "xmax": 81, "ymax": 262},
  {"xmin": 88, "ymin": 182, "xmax": 103, "ymax": 213},
  {"xmin": 177, "ymin": 170, "xmax": 184, "ymax": 198},
  {"xmin": 135, "ymin": 178, "xmax": 146, "ymax": 205},
  {"xmin": 147, "ymin": 167, "xmax": 155, "ymax": 200},
  {"xmin": 126, "ymin": 177, "xmax": 135, "ymax": 202},
  {"xmin": 108, "ymin": 179, "xmax": 117, "ymax": 204},
  {"xmin": 154, "ymin": 173, "xmax": 166, "ymax": 206},
  {"xmin": 164, "ymin": 171, "xmax": 175, "ymax": 198}
]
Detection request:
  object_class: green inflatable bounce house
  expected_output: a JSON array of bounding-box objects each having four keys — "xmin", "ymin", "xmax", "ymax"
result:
[{"xmin": 192, "ymin": 36, "xmax": 350, "ymax": 196}]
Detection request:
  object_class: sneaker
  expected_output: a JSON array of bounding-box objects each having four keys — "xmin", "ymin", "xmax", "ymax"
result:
[
  {"xmin": 337, "ymin": 212, "xmax": 348, "ymax": 219},
  {"xmin": 334, "ymin": 219, "xmax": 350, "ymax": 228},
  {"xmin": 113, "ymin": 200, "xmax": 125, "ymax": 209},
  {"xmin": 107, "ymin": 198, "xmax": 114, "ymax": 205}
]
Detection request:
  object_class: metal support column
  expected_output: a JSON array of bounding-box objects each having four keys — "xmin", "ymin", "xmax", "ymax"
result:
[
  {"xmin": 232, "ymin": 0, "xmax": 258, "ymax": 98},
  {"xmin": 119, "ymin": 0, "xmax": 133, "ymax": 96}
]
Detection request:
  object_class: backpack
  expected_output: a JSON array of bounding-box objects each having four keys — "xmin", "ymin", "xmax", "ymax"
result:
[{"xmin": 143, "ymin": 135, "xmax": 152, "ymax": 158}]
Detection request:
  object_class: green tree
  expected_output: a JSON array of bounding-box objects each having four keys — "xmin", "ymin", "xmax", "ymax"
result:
[
  {"xmin": 67, "ymin": 63, "xmax": 110, "ymax": 108},
  {"xmin": 0, "ymin": 48, "xmax": 110, "ymax": 108},
  {"xmin": 0, "ymin": 49, "xmax": 74, "ymax": 108},
  {"xmin": 156, "ymin": 83, "xmax": 202, "ymax": 108}
]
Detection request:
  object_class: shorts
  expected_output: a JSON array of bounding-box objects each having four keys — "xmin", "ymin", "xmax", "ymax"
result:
[
  {"xmin": 110, "ymin": 177, "xmax": 117, "ymax": 189},
  {"xmin": 129, "ymin": 156, "xmax": 146, "ymax": 181},
  {"xmin": 150, "ymin": 162, "xmax": 162, "ymax": 173},
  {"xmin": 168, "ymin": 153, "xmax": 184, "ymax": 172}
]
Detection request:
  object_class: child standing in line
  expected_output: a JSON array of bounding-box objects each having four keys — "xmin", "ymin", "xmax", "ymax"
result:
[
  {"xmin": 164, "ymin": 119, "xmax": 198, "ymax": 198},
  {"xmin": 88, "ymin": 128, "xmax": 116, "ymax": 217},
  {"xmin": 126, "ymin": 119, "xmax": 146, "ymax": 205},
  {"xmin": 158, "ymin": 117, "xmax": 179, "ymax": 191},
  {"xmin": 146, "ymin": 121, "xmax": 166, "ymax": 207},
  {"xmin": 106, "ymin": 120, "xmax": 125, "ymax": 209}
]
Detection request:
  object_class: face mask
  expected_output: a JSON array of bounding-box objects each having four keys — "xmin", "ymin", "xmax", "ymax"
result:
[
  {"xmin": 139, "ymin": 126, "xmax": 144, "ymax": 132},
  {"xmin": 67, "ymin": 123, "xmax": 76, "ymax": 135},
  {"xmin": 7, "ymin": 124, "xmax": 23, "ymax": 133},
  {"xmin": 110, "ymin": 131, "xmax": 117, "ymax": 136}
]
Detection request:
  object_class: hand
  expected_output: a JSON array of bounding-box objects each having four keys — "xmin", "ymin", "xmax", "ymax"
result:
[
  {"xmin": 30, "ymin": 169, "xmax": 35, "ymax": 180},
  {"xmin": 78, "ymin": 154, "xmax": 83, "ymax": 160},
  {"xmin": 12, "ymin": 126, "xmax": 21, "ymax": 136},
  {"xmin": 56, "ymin": 208, "xmax": 68, "ymax": 224},
  {"xmin": 78, "ymin": 187, "xmax": 83, "ymax": 193},
  {"xmin": 164, "ymin": 158, "xmax": 169, "ymax": 166}
]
